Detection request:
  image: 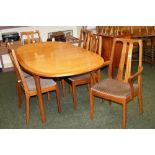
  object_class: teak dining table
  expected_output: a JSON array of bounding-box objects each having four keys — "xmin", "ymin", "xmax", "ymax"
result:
[{"xmin": 16, "ymin": 42, "xmax": 104, "ymax": 123}]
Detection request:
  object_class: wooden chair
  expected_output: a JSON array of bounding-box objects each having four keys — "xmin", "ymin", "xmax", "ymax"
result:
[
  {"xmin": 7, "ymin": 43, "xmax": 31, "ymax": 108},
  {"xmin": 20, "ymin": 30, "xmax": 42, "ymax": 45},
  {"xmin": 78, "ymin": 28, "xmax": 93, "ymax": 48},
  {"xmin": 16, "ymin": 30, "xmax": 42, "ymax": 102},
  {"xmin": 90, "ymin": 38, "xmax": 143, "ymax": 128},
  {"xmin": 66, "ymin": 34, "xmax": 102, "ymax": 110},
  {"xmin": 8, "ymin": 48, "xmax": 61, "ymax": 123},
  {"xmin": 60, "ymin": 29, "xmax": 93, "ymax": 97}
]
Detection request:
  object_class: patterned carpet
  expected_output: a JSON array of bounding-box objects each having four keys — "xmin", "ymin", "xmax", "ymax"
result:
[{"xmin": 0, "ymin": 63, "xmax": 155, "ymax": 129}]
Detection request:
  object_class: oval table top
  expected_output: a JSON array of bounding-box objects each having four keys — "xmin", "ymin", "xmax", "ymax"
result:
[{"xmin": 16, "ymin": 42, "xmax": 104, "ymax": 77}]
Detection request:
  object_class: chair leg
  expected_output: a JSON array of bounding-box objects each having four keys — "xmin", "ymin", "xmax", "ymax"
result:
[
  {"xmin": 61, "ymin": 79, "xmax": 65, "ymax": 97},
  {"xmin": 69, "ymin": 84, "xmax": 72, "ymax": 94},
  {"xmin": 90, "ymin": 74, "xmax": 93, "ymax": 86},
  {"xmin": 122, "ymin": 104, "xmax": 127, "ymax": 129},
  {"xmin": 56, "ymin": 86, "xmax": 61, "ymax": 113},
  {"xmin": 138, "ymin": 93, "xmax": 143, "ymax": 114},
  {"xmin": 25, "ymin": 95, "xmax": 30, "ymax": 123},
  {"xmin": 90, "ymin": 90, "xmax": 94, "ymax": 120},
  {"xmin": 87, "ymin": 84, "xmax": 89, "ymax": 92},
  {"xmin": 16, "ymin": 82, "xmax": 22, "ymax": 108},
  {"xmin": 72, "ymin": 83, "xmax": 77, "ymax": 111},
  {"xmin": 47, "ymin": 92, "xmax": 51, "ymax": 103},
  {"xmin": 138, "ymin": 79, "xmax": 143, "ymax": 114},
  {"xmin": 16, "ymin": 81, "xmax": 18, "ymax": 94},
  {"xmin": 87, "ymin": 83, "xmax": 91, "ymax": 94},
  {"xmin": 96, "ymin": 69, "xmax": 101, "ymax": 82}
]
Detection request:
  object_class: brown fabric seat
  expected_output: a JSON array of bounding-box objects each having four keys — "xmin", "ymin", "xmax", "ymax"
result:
[
  {"xmin": 68, "ymin": 73, "xmax": 90, "ymax": 81},
  {"xmin": 26, "ymin": 76, "xmax": 56, "ymax": 91},
  {"xmin": 92, "ymin": 78, "xmax": 138, "ymax": 99}
]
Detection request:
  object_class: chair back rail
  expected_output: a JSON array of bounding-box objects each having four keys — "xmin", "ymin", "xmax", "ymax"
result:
[
  {"xmin": 79, "ymin": 29, "xmax": 92, "ymax": 48},
  {"xmin": 89, "ymin": 34, "xmax": 102, "ymax": 56},
  {"xmin": 20, "ymin": 30, "xmax": 42, "ymax": 45},
  {"xmin": 7, "ymin": 46, "xmax": 29, "ymax": 93},
  {"xmin": 108, "ymin": 38, "xmax": 143, "ymax": 82}
]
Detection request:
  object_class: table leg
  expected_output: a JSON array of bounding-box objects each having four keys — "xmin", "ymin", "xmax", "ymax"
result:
[
  {"xmin": 33, "ymin": 74, "xmax": 46, "ymax": 123},
  {"xmin": 96, "ymin": 69, "xmax": 101, "ymax": 82}
]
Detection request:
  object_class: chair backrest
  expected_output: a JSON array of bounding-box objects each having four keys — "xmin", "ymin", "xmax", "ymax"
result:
[
  {"xmin": 86, "ymin": 34, "xmax": 102, "ymax": 56},
  {"xmin": 7, "ymin": 45, "xmax": 29, "ymax": 93},
  {"xmin": 96, "ymin": 26, "xmax": 105, "ymax": 35},
  {"xmin": 79, "ymin": 29, "xmax": 92, "ymax": 48},
  {"xmin": 145, "ymin": 26, "xmax": 155, "ymax": 35},
  {"xmin": 108, "ymin": 38, "xmax": 143, "ymax": 83},
  {"xmin": 20, "ymin": 30, "xmax": 42, "ymax": 45}
]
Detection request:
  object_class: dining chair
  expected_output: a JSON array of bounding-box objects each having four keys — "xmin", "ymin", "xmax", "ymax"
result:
[
  {"xmin": 17, "ymin": 30, "xmax": 42, "ymax": 102},
  {"xmin": 7, "ymin": 43, "xmax": 31, "ymax": 108},
  {"xmin": 78, "ymin": 28, "xmax": 93, "ymax": 48},
  {"xmin": 8, "ymin": 47, "xmax": 61, "ymax": 123},
  {"xmin": 89, "ymin": 38, "xmax": 143, "ymax": 128},
  {"xmin": 20, "ymin": 30, "xmax": 42, "ymax": 45},
  {"xmin": 60, "ymin": 29, "xmax": 93, "ymax": 97},
  {"xmin": 96, "ymin": 26, "xmax": 103, "ymax": 34},
  {"xmin": 66, "ymin": 33, "xmax": 102, "ymax": 110}
]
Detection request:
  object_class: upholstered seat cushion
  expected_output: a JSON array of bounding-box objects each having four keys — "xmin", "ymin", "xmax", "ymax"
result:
[
  {"xmin": 68, "ymin": 73, "xmax": 91, "ymax": 81},
  {"xmin": 25, "ymin": 76, "xmax": 56, "ymax": 91},
  {"xmin": 92, "ymin": 78, "xmax": 138, "ymax": 99}
]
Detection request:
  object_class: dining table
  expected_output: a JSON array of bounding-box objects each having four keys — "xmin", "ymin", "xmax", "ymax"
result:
[{"xmin": 16, "ymin": 41, "xmax": 104, "ymax": 123}]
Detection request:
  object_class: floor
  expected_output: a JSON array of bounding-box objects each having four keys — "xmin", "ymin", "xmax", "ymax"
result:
[{"xmin": 0, "ymin": 63, "xmax": 155, "ymax": 129}]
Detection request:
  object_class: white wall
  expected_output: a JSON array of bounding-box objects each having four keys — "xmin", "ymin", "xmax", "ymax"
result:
[{"xmin": 0, "ymin": 26, "xmax": 81, "ymax": 68}]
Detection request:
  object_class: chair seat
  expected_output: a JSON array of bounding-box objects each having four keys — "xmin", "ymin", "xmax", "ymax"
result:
[
  {"xmin": 68, "ymin": 73, "xmax": 91, "ymax": 81},
  {"xmin": 26, "ymin": 76, "xmax": 56, "ymax": 91},
  {"xmin": 92, "ymin": 78, "xmax": 138, "ymax": 99}
]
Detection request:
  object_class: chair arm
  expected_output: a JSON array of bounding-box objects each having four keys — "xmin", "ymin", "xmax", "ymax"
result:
[
  {"xmin": 128, "ymin": 66, "xmax": 143, "ymax": 97},
  {"xmin": 102, "ymin": 60, "xmax": 110, "ymax": 67},
  {"xmin": 128, "ymin": 66, "xmax": 143, "ymax": 83}
]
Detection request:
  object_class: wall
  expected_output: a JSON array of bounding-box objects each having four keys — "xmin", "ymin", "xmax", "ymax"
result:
[
  {"xmin": 0, "ymin": 26, "xmax": 81, "ymax": 68},
  {"xmin": 0, "ymin": 26, "xmax": 81, "ymax": 41}
]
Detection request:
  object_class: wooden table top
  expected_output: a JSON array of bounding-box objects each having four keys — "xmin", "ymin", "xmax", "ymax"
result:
[{"xmin": 16, "ymin": 42, "xmax": 104, "ymax": 77}]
